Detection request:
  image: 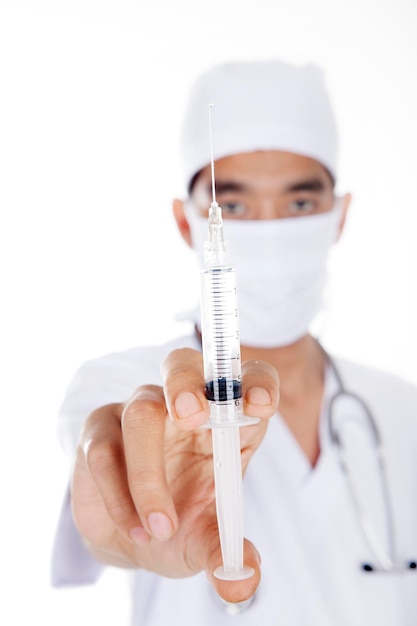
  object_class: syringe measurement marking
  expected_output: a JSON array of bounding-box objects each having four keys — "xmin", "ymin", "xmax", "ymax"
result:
[{"xmin": 206, "ymin": 273, "xmax": 239, "ymax": 382}]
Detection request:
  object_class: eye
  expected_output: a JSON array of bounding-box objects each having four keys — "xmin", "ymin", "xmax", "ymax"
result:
[
  {"xmin": 220, "ymin": 201, "xmax": 246, "ymax": 218},
  {"xmin": 288, "ymin": 199, "xmax": 316, "ymax": 216}
]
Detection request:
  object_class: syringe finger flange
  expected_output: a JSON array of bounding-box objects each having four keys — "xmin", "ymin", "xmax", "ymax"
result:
[{"xmin": 201, "ymin": 415, "xmax": 260, "ymax": 429}]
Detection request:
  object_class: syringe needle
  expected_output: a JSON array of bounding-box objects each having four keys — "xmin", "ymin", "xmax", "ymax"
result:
[{"xmin": 208, "ymin": 103, "xmax": 216, "ymax": 205}]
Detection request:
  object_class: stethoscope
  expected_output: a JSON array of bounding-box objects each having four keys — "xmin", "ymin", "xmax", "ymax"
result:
[
  {"xmin": 325, "ymin": 350, "xmax": 416, "ymax": 574},
  {"xmin": 217, "ymin": 350, "xmax": 417, "ymax": 617}
]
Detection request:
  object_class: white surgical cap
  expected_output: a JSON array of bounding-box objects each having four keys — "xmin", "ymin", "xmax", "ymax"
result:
[{"xmin": 180, "ymin": 60, "xmax": 338, "ymax": 191}]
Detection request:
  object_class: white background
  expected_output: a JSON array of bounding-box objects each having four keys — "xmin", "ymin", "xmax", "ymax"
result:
[{"xmin": 1, "ymin": 0, "xmax": 416, "ymax": 624}]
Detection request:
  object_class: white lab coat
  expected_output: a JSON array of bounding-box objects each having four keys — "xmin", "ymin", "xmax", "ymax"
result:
[{"xmin": 51, "ymin": 333, "xmax": 417, "ymax": 625}]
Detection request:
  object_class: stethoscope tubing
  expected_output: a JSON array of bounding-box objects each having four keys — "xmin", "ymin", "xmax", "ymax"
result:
[{"xmin": 322, "ymin": 347, "xmax": 416, "ymax": 574}]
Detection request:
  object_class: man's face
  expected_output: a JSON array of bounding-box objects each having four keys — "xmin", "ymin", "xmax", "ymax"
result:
[{"xmin": 189, "ymin": 150, "xmax": 336, "ymax": 220}]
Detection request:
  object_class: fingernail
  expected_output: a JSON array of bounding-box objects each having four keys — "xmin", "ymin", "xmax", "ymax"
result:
[
  {"xmin": 129, "ymin": 526, "xmax": 150, "ymax": 546},
  {"xmin": 175, "ymin": 392, "xmax": 203, "ymax": 419},
  {"xmin": 147, "ymin": 512, "xmax": 173, "ymax": 540},
  {"xmin": 246, "ymin": 387, "xmax": 271, "ymax": 406}
]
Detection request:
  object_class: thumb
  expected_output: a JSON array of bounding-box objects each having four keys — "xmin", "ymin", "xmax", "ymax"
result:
[{"xmin": 205, "ymin": 538, "xmax": 261, "ymax": 604}]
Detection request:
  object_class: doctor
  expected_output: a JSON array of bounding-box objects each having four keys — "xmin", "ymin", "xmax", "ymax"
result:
[{"xmin": 52, "ymin": 61, "xmax": 417, "ymax": 625}]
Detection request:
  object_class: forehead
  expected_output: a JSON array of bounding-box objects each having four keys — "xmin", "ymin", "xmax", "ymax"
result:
[{"xmin": 190, "ymin": 150, "xmax": 333, "ymax": 195}]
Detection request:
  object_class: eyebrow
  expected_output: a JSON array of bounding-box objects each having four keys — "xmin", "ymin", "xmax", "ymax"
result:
[
  {"xmin": 284, "ymin": 177, "xmax": 326, "ymax": 193},
  {"xmin": 205, "ymin": 176, "xmax": 327, "ymax": 197},
  {"xmin": 208, "ymin": 181, "xmax": 247, "ymax": 195}
]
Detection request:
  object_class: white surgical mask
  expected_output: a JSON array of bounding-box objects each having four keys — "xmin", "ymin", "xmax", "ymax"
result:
[{"xmin": 186, "ymin": 204, "xmax": 343, "ymax": 348}]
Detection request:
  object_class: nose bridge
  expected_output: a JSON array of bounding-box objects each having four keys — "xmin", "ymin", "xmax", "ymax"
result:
[{"xmin": 256, "ymin": 193, "xmax": 280, "ymax": 219}]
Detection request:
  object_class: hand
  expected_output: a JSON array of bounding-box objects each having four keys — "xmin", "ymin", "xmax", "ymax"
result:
[{"xmin": 71, "ymin": 347, "xmax": 279, "ymax": 603}]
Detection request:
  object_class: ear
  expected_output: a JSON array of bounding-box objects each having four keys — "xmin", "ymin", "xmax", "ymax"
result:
[
  {"xmin": 336, "ymin": 192, "xmax": 352, "ymax": 240},
  {"xmin": 172, "ymin": 198, "xmax": 193, "ymax": 248}
]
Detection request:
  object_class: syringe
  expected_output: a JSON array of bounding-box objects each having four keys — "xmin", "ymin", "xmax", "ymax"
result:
[{"xmin": 200, "ymin": 105, "xmax": 258, "ymax": 581}]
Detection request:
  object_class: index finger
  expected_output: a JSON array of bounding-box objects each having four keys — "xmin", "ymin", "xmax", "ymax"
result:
[{"xmin": 161, "ymin": 348, "xmax": 210, "ymax": 431}]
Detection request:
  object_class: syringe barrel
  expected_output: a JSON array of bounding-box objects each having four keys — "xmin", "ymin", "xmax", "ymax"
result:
[{"xmin": 200, "ymin": 264, "xmax": 243, "ymax": 426}]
